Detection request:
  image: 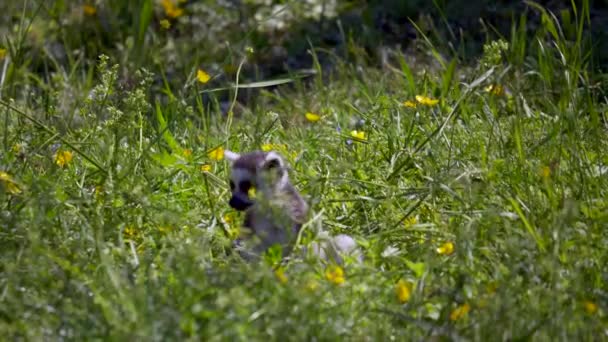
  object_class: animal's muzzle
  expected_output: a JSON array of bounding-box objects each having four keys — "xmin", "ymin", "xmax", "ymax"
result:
[{"xmin": 229, "ymin": 195, "xmax": 253, "ymax": 211}]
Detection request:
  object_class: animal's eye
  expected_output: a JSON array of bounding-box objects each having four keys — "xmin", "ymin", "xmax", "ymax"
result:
[
  {"xmin": 239, "ymin": 180, "xmax": 251, "ymax": 192},
  {"xmin": 229, "ymin": 180, "xmax": 235, "ymax": 191}
]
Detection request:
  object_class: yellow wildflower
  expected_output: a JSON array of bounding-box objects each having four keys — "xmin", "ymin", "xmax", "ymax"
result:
[
  {"xmin": 248, "ymin": 186, "xmax": 256, "ymax": 199},
  {"xmin": 403, "ymin": 100, "xmax": 417, "ymax": 108},
  {"xmin": 583, "ymin": 300, "xmax": 598, "ymax": 315},
  {"xmin": 208, "ymin": 146, "xmax": 224, "ymax": 161},
  {"xmin": 159, "ymin": 19, "xmax": 171, "ymax": 29},
  {"xmin": 0, "ymin": 48, "xmax": 6, "ymax": 60},
  {"xmin": 83, "ymin": 4, "xmax": 97, "ymax": 16},
  {"xmin": 540, "ymin": 165, "xmax": 551, "ymax": 179},
  {"xmin": 182, "ymin": 148, "xmax": 192, "ymax": 158},
  {"xmin": 415, "ymin": 95, "xmax": 439, "ymax": 106},
  {"xmin": 11, "ymin": 143, "xmax": 24, "ymax": 154},
  {"xmin": 485, "ymin": 84, "xmax": 505, "ymax": 96},
  {"xmin": 305, "ymin": 112, "xmax": 321, "ymax": 122},
  {"xmin": 223, "ymin": 212, "xmax": 236, "ymax": 225},
  {"xmin": 223, "ymin": 212, "xmax": 244, "ymax": 237},
  {"xmin": 325, "ymin": 265, "xmax": 345, "ymax": 285},
  {"xmin": 0, "ymin": 171, "xmax": 21, "ymax": 194},
  {"xmin": 449, "ymin": 303, "xmax": 470, "ymax": 321},
  {"xmin": 395, "ymin": 279, "xmax": 412, "ymax": 303},
  {"xmin": 245, "ymin": 46, "xmax": 255, "ymax": 54},
  {"xmin": 161, "ymin": 0, "xmax": 184, "ymax": 19},
  {"xmin": 54, "ymin": 150, "xmax": 73, "ymax": 168},
  {"xmin": 261, "ymin": 143, "xmax": 273, "ymax": 152},
  {"xmin": 274, "ymin": 267, "xmax": 288, "ymax": 284},
  {"xmin": 403, "ymin": 215, "xmax": 417, "ymax": 228},
  {"xmin": 197, "ymin": 69, "xmax": 211, "ymax": 84},
  {"xmin": 200, "ymin": 164, "xmax": 212, "ymax": 172},
  {"xmin": 261, "ymin": 143, "xmax": 288, "ymax": 152},
  {"xmin": 123, "ymin": 226, "xmax": 138, "ymax": 240},
  {"xmin": 260, "ymin": 143, "xmax": 297, "ymax": 162},
  {"xmin": 436, "ymin": 241, "xmax": 455, "ymax": 255},
  {"xmin": 350, "ymin": 130, "xmax": 366, "ymax": 141}
]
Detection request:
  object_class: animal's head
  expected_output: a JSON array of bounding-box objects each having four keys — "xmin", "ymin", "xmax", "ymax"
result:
[{"xmin": 224, "ymin": 150, "xmax": 289, "ymax": 211}]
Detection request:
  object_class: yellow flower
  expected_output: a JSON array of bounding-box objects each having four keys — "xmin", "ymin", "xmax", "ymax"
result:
[
  {"xmin": 540, "ymin": 165, "xmax": 551, "ymax": 179},
  {"xmin": 261, "ymin": 143, "xmax": 274, "ymax": 152},
  {"xmin": 305, "ymin": 112, "xmax": 321, "ymax": 122},
  {"xmin": 260, "ymin": 143, "xmax": 297, "ymax": 162},
  {"xmin": 583, "ymin": 300, "xmax": 598, "ymax": 315},
  {"xmin": 159, "ymin": 19, "xmax": 171, "ymax": 29},
  {"xmin": 182, "ymin": 148, "xmax": 192, "ymax": 158},
  {"xmin": 83, "ymin": 4, "xmax": 96, "ymax": 16},
  {"xmin": 325, "ymin": 265, "xmax": 345, "ymax": 285},
  {"xmin": 350, "ymin": 130, "xmax": 366, "ymax": 141},
  {"xmin": 123, "ymin": 225, "xmax": 138, "ymax": 240},
  {"xmin": 0, "ymin": 48, "xmax": 6, "ymax": 60},
  {"xmin": 208, "ymin": 146, "xmax": 224, "ymax": 161},
  {"xmin": 197, "ymin": 69, "xmax": 211, "ymax": 84},
  {"xmin": 274, "ymin": 267, "xmax": 288, "ymax": 284},
  {"xmin": 436, "ymin": 241, "xmax": 455, "ymax": 255},
  {"xmin": 449, "ymin": 303, "xmax": 470, "ymax": 321},
  {"xmin": 484, "ymin": 84, "xmax": 505, "ymax": 96},
  {"xmin": 161, "ymin": 0, "xmax": 184, "ymax": 19},
  {"xmin": 223, "ymin": 212, "xmax": 236, "ymax": 225},
  {"xmin": 403, "ymin": 215, "xmax": 417, "ymax": 228},
  {"xmin": 415, "ymin": 95, "xmax": 439, "ymax": 106},
  {"xmin": 223, "ymin": 212, "xmax": 243, "ymax": 239},
  {"xmin": 261, "ymin": 143, "xmax": 287, "ymax": 152},
  {"xmin": 54, "ymin": 150, "xmax": 73, "ymax": 168},
  {"xmin": 248, "ymin": 186, "xmax": 256, "ymax": 199},
  {"xmin": 403, "ymin": 100, "xmax": 417, "ymax": 108},
  {"xmin": 395, "ymin": 279, "xmax": 412, "ymax": 303},
  {"xmin": 11, "ymin": 143, "xmax": 24, "ymax": 154},
  {"xmin": 0, "ymin": 171, "xmax": 21, "ymax": 194},
  {"xmin": 200, "ymin": 164, "xmax": 211, "ymax": 172}
]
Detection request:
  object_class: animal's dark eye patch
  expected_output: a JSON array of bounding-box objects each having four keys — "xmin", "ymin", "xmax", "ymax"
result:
[
  {"xmin": 229, "ymin": 180, "xmax": 235, "ymax": 191},
  {"xmin": 239, "ymin": 180, "xmax": 252, "ymax": 193},
  {"xmin": 264, "ymin": 158, "xmax": 280, "ymax": 170}
]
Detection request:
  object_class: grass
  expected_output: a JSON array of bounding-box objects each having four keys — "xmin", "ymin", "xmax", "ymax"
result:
[{"xmin": 1, "ymin": 0, "xmax": 607, "ymax": 340}]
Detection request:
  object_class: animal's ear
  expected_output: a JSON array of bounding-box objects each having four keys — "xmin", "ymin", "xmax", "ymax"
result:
[
  {"xmin": 263, "ymin": 151, "xmax": 284, "ymax": 170},
  {"xmin": 262, "ymin": 151, "xmax": 289, "ymax": 187},
  {"xmin": 224, "ymin": 150, "xmax": 241, "ymax": 162}
]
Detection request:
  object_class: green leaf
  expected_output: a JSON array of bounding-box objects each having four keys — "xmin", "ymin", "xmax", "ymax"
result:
[
  {"xmin": 155, "ymin": 101, "xmax": 182, "ymax": 154},
  {"xmin": 441, "ymin": 58, "xmax": 457, "ymax": 97},
  {"xmin": 405, "ymin": 259, "xmax": 426, "ymax": 278},
  {"xmin": 263, "ymin": 245, "xmax": 284, "ymax": 267},
  {"xmin": 398, "ymin": 55, "xmax": 416, "ymax": 94}
]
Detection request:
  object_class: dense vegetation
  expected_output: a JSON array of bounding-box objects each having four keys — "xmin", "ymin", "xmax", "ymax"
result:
[{"xmin": 0, "ymin": 0, "xmax": 606, "ymax": 340}]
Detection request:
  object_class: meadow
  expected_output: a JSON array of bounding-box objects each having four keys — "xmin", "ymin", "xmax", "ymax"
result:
[{"xmin": 0, "ymin": 0, "xmax": 606, "ymax": 340}]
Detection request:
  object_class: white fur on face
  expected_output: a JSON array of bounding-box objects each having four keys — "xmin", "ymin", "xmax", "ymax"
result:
[{"xmin": 224, "ymin": 150, "xmax": 241, "ymax": 162}]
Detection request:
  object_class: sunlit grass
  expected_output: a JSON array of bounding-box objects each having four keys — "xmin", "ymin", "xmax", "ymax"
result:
[{"xmin": 0, "ymin": 0, "xmax": 606, "ymax": 340}]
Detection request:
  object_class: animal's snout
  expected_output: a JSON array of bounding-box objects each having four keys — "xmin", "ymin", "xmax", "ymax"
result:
[{"xmin": 229, "ymin": 194, "xmax": 253, "ymax": 211}]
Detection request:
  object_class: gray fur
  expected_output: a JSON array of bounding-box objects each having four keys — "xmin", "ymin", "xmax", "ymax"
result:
[{"xmin": 226, "ymin": 150, "xmax": 362, "ymax": 264}]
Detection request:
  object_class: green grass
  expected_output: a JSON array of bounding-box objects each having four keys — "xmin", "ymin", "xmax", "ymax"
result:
[{"xmin": 1, "ymin": 1, "xmax": 607, "ymax": 340}]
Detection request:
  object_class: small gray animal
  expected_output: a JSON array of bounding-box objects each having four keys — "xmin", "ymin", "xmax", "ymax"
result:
[{"xmin": 224, "ymin": 149, "xmax": 362, "ymax": 264}]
